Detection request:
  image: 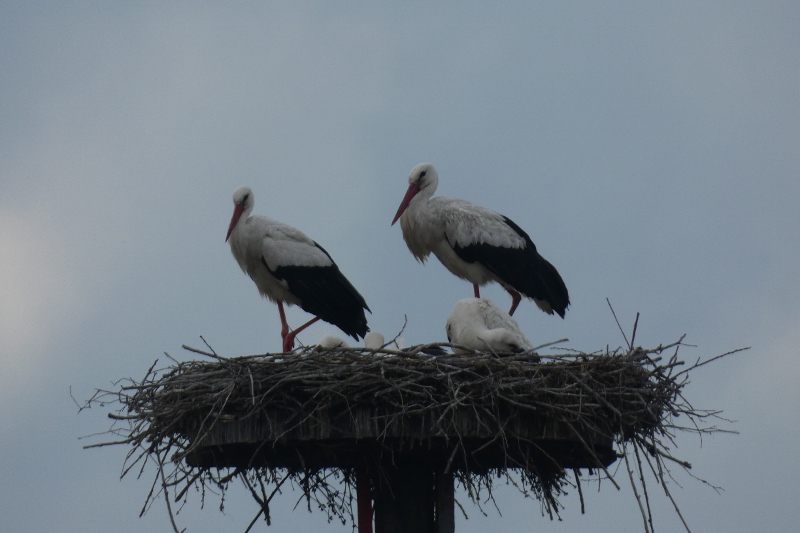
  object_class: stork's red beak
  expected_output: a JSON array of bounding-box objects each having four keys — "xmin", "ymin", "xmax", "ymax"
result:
[
  {"xmin": 226, "ymin": 203, "xmax": 245, "ymax": 242},
  {"xmin": 391, "ymin": 183, "xmax": 421, "ymax": 225}
]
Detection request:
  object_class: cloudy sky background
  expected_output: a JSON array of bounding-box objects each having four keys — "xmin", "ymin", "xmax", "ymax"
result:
[{"xmin": 1, "ymin": 2, "xmax": 798, "ymax": 531}]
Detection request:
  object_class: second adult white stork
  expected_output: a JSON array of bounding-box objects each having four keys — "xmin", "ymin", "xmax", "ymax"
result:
[
  {"xmin": 226, "ymin": 186, "xmax": 370, "ymax": 351},
  {"xmin": 391, "ymin": 163, "xmax": 570, "ymax": 317}
]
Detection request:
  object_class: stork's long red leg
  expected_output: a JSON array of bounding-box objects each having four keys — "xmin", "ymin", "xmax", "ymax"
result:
[
  {"xmin": 507, "ymin": 289, "xmax": 522, "ymax": 316},
  {"xmin": 277, "ymin": 301, "xmax": 290, "ymax": 340},
  {"xmin": 473, "ymin": 284, "xmax": 480, "ymax": 298},
  {"xmin": 356, "ymin": 467, "xmax": 373, "ymax": 533},
  {"xmin": 282, "ymin": 316, "xmax": 321, "ymax": 352}
]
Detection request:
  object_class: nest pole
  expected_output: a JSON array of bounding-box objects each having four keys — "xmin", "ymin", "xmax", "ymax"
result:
[
  {"xmin": 356, "ymin": 467, "xmax": 373, "ymax": 533},
  {"xmin": 372, "ymin": 456, "xmax": 453, "ymax": 533},
  {"xmin": 374, "ymin": 461, "xmax": 433, "ymax": 532},
  {"xmin": 435, "ymin": 470, "xmax": 455, "ymax": 533}
]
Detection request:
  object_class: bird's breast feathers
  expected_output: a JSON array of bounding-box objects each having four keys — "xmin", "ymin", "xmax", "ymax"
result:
[{"xmin": 399, "ymin": 210, "xmax": 436, "ymax": 262}]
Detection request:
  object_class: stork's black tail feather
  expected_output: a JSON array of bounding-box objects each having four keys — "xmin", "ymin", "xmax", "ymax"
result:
[
  {"xmin": 535, "ymin": 256, "xmax": 570, "ymax": 318},
  {"xmin": 293, "ymin": 267, "xmax": 370, "ymax": 340}
]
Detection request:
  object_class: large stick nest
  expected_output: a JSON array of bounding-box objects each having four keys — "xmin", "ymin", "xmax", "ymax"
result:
[{"xmin": 82, "ymin": 336, "xmax": 741, "ymax": 532}]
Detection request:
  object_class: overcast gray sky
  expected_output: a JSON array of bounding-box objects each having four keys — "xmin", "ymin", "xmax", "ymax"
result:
[{"xmin": 1, "ymin": 2, "xmax": 798, "ymax": 532}]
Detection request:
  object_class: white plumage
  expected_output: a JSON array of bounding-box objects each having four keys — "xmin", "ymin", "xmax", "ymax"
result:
[
  {"xmin": 316, "ymin": 334, "xmax": 350, "ymax": 349},
  {"xmin": 363, "ymin": 331, "xmax": 386, "ymax": 350},
  {"xmin": 392, "ymin": 163, "xmax": 570, "ymax": 317},
  {"xmin": 226, "ymin": 186, "xmax": 370, "ymax": 352},
  {"xmin": 446, "ymin": 297, "xmax": 533, "ymax": 354},
  {"xmin": 315, "ymin": 331, "xmax": 384, "ymax": 350}
]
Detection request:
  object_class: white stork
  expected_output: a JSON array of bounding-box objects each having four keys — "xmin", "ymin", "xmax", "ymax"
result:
[
  {"xmin": 226, "ymin": 186, "xmax": 370, "ymax": 352},
  {"xmin": 391, "ymin": 163, "xmax": 569, "ymax": 317},
  {"xmin": 446, "ymin": 297, "xmax": 533, "ymax": 353}
]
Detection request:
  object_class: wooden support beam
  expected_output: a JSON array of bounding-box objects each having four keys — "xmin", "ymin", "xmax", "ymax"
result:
[
  {"xmin": 356, "ymin": 467, "xmax": 373, "ymax": 533},
  {"xmin": 435, "ymin": 470, "xmax": 454, "ymax": 533},
  {"xmin": 371, "ymin": 460, "xmax": 455, "ymax": 533},
  {"xmin": 374, "ymin": 461, "xmax": 435, "ymax": 533}
]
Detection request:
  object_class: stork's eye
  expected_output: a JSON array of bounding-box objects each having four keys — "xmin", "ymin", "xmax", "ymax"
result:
[
  {"xmin": 243, "ymin": 193, "xmax": 250, "ymax": 201},
  {"xmin": 420, "ymin": 170, "xmax": 427, "ymax": 178}
]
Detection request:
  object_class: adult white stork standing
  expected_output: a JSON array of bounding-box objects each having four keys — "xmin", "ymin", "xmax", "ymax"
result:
[
  {"xmin": 226, "ymin": 186, "xmax": 370, "ymax": 352},
  {"xmin": 391, "ymin": 163, "xmax": 570, "ymax": 317},
  {"xmin": 446, "ymin": 297, "xmax": 533, "ymax": 353}
]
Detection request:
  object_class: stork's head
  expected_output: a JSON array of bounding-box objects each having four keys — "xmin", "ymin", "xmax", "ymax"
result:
[
  {"xmin": 226, "ymin": 186, "xmax": 254, "ymax": 241},
  {"xmin": 391, "ymin": 163, "xmax": 438, "ymax": 225},
  {"xmin": 408, "ymin": 162, "xmax": 437, "ymax": 187}
]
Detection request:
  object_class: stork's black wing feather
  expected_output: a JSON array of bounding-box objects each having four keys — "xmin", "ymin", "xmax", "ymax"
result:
[
  {"xmin": 266, "ymin": 243, "xmax": 370, "ymax": 339},
  {"xmin": 452, "ymin": 216, "xmax": 570, "ymax": 317}
]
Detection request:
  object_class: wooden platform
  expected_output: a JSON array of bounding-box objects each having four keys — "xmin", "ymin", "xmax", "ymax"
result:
[{"xmin": 184, "ymin": 405, "xmax": 617, "ymax": 471}]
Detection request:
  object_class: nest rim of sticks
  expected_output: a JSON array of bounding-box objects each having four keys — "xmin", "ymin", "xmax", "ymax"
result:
[{"xmin": 82, "ymin": 336, "xmax": 743, "ymax": 533}]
